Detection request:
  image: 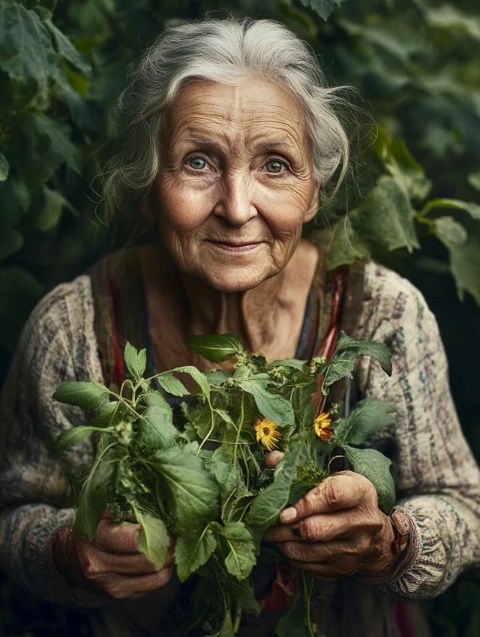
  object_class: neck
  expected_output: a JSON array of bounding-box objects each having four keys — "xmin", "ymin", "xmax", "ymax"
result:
[{"xmin": 139, "ymin": 240, "xmax": 319, "ymax": 363}]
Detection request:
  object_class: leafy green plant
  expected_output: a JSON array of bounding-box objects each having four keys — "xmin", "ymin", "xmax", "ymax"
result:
[{"xmin": 54, "ymin": 333, "xmax": 394, "ymax": 636}]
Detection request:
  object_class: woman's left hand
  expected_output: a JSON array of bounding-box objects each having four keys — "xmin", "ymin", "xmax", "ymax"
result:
[{"xmin": 263, "ymin": 459, "xmax": 399, "ymax": 579}]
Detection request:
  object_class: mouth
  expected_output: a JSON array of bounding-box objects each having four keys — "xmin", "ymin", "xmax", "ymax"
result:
[{"xmin": 206, "ymin": 240, "xmax": 264, "ymax": 253}]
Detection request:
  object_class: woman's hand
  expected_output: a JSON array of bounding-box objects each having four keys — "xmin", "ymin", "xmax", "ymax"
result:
[
  {"xmin": 54, "ymin": 516, "xmax": 175, "ymax": 599},
  {"xmin": 263, "ymin": 453, "xmax": 399, "ymax": 579}
]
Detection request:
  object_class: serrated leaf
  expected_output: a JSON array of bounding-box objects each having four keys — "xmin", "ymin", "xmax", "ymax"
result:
[
  {"xmin": 172, "ymin": 365, "xmax": 210, "ymax": 400},
  {"xmin": 175, "ymin": 526, "xmax": 217, "ymax": 582},
  {"xmin": 124, "ymin": 342, "xmax": 146, "ymax": 379},
  {"xmin": 344, "ymin": 446, "xmax": 395, "ymax": 513},
  {"xmin": 135, "ymin": 508, "xmax": 169, "ymax": 571},
  {"xmin": 239, "ymin": 380, "xmax": 294, "ymax": 427},
  {"xmin": 53, "ymin": 381, "xmax": 109, "ymax": 410},
  {"xmin": 156, "ymin": 372, "xmax": 189, "ymax": 397},
  {"xmin": 188, "ymin": 333, "xmax": 244, "ymax": 362},
  {"xmin": 150, "ymin": 447, "xmax": 219, "ymax": 533},
  {"xmin": 222, "ymin": 521, "xmax": 256, "ymax": 580},
  {"xmin": 246, "ymin": 442, "xmax": 303, "ymax": 532},
  {"xmin": 140, "ymin": 403, "xmax": 178, "ymax": 449},
  {"xmin": 333, "ymin": 399, "xmax": 396, "ymax": 445}
]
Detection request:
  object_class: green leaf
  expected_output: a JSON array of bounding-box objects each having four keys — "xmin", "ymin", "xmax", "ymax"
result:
[
  {"xmin": 175, "ymin": 525, "xmax": 217, "ymax": 582},
  {"xmin": 333, "ymin": 399, "xmax": 396, "ymax": 446},
  {"xmin": 326, "ymin": 217, "xmax": 371, "ymax": 270},
  {"xmin": 45, "ymin": 19, "xmax": 91, "ymax": 74},
  {"xmin": 0, "ymin": 154, "xmax": 9, "ymax": 181},
  {"xmin": 56, "ymin": 425, "xmax": 100, "ymax": 451},
  {"xmin": 222, "ymin": 521, "xmax": 256, "ymax": 580},
  {"xmin": 0, "ymin": 2, "xmax": 56, "ymax": 97},
  {"xmin": 468, "ymin": 172, "xmax": 480, "ymax": 192},
  {"xmin": 188, "ymin": 333, "xmax": 244, "ymax": 362},
  {"xmin": 156, "ymin": 372, "xmax": 189, "ymax": 397},
  {"xmin": 275, "ymin": 584, "xmax": 312, "ymax": 637},
  {"xmin": 150, "ymin": 447, "xmax": 219, "ymax": 533},
  {"xmin": 239, "ymin": 380, "xmax": 295, "ymax": 427},
  {"xmin": 0, "ymin": 227, "xmax": 23, "ymax": 260},
  {"xmin": 140, "ymin": 402, "xmax": 178, "ymax": 449},
  {"xmin": 423, "ymin": 198, "xmax": 480, "ymax": 221},
  {"xmin": 53, "ymin": 381, "xmax": 109, "ymax": 410},
  {"xmin": 335, "ymin": 332, "xmax": 392, "ymax": 376},
  {"xmin": 36, "ymin": 186, "xmax": 70, "ymax": 231},
  {"xmin": 447, "ymin": 223, "xmax": 480, "ymax": 305},
  {"xmin": 172, "ymin": 365, "xmax": 211, "ymax": 400},
  {"xmin": 344, "ymin": 446, "xmax": 395, "ymax": 513},
  {"xmin": 134, "ymin": 508, "xmax": 169, "ymax": 571},
  {"xmin": 124, "ymin": 342, "xmax": 146, "ymax": 379},
  {"xmin": 246, "ymin": 442, "xmax": 303, "ymax": 532},
  {"xmin": 355, "ymin": 176, "xmax": 419, "ymax": 253},
  {"xmin": 433, "ymin": 217, "xmax": 468, "ymax": 247},
  {"xmin": 299, "ymin": 0, "xmax": 346, "ymax": 21},
  {"xmin": 73, "ymin": 445, "xmax": 119, "ymax": 539}
]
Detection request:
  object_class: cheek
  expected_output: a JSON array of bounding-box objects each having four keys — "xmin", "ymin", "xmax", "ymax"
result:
[
  {"xmin": 156, "ymin": 175, "xmax": 213, "ymax": 233},
  {"xmin": 257, "ymin": 182, "xmax": 315, "ymax": 235}
]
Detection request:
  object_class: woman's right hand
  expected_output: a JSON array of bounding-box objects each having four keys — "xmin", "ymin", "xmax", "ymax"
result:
[{"xmin": 54, "ymin": 516, "xmax": 175, "ymax": 599}]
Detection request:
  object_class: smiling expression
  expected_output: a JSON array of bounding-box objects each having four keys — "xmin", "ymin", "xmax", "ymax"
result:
[{"xmin": 153, "ymin": 77, "xmax": 319, "ymax": 292}]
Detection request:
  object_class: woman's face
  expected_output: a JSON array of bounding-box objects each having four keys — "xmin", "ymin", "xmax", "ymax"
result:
[{"xmin": 153, "ymin": 77, "xmax": 319, "ymax": 292}]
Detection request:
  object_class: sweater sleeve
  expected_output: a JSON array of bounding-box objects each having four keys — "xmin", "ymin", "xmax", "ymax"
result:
[
  {"xmin": 355, "ymin": 262, "xmax": 480, "ymax": 599},
  {"xmin": 0, "ymin": 275, "xmax": 107, "ymax": 609}
]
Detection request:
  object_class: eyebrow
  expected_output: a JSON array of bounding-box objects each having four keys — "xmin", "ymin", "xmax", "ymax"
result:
[{"xmin": 177, "ymin": 134, "xmax": 301, "ymax": 155}]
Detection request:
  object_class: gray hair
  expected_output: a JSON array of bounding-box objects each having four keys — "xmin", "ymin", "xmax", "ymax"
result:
[{"xmin": 103, "ymin": 17, "xmax": 350, "ymax": 221}]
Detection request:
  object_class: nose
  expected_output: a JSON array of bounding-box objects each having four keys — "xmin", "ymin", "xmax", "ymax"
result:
[{"xmin": 213, "ymin": 170, "xmax": 257, "ymax": 226}]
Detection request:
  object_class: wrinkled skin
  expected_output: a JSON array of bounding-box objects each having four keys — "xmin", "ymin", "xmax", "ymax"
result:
[{"xmin": 54, "ymin": 78, "xmax": 399, "ymax": 598}]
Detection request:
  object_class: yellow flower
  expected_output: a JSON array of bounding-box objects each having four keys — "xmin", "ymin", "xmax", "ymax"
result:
[
  {"xmin": 254, "ymin": 418, "xmax": 281, "ymax": 451},
  {"xmin": 313, "ymin": 412, "xmax": 333, "ymax": 441}
]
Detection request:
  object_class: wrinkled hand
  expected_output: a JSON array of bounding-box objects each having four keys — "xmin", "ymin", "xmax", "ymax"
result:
[
  {"xmin": 54, "ymin": 516, "xmax": 174, "ymax": 599},
  {"xmin": 263, "ymin": 452, "xmax": 398, "ymax": 579}
]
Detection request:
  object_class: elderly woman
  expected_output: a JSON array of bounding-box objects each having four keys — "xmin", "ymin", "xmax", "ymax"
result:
[{"xmin": 0, "ymin": 17, "xmax": 479, "ymax": 637}]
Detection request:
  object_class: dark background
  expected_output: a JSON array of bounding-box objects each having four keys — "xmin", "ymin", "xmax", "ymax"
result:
[{"xmin": 1, "ymin": 0, "xmax": 479, "ymax": 635}]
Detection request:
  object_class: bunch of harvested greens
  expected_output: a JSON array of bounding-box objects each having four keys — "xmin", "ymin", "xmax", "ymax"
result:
[{"xmin": 54, "ymin": 332, "xmax": 396, "ymax": 636}]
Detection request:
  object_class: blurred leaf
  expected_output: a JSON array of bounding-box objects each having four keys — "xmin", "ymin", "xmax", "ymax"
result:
[
  {"xmin": 468, "ymin": 171, "xmax": 480, "ymax": 191},
  {"xmin": 36, "ymin": 186, "xmax": 68, "ymax": 231},
  {"xmin": 432, "ymin": 216, "xmax": 468, "ymax": 247},
  {"xmin": 422, "ymin": 198, "xmax": 480, "ymax": 221},
  {"xmin": 0, "ymin": 227, "xmax": 23, "ymax": 259},
  {"xmin": 447, "ymin": 222, "xmax": 480, "ymax": 305},
  {"xmin": 45, "ymin": 19, "xmax": 91, "ymax": 74},
  {"xmin": 0, "ymin": 154, "xmax": 9, "ymax": 181},
  {"xmin": 299, "ymin": 0, "xmax": 346, "ymax": 21}
]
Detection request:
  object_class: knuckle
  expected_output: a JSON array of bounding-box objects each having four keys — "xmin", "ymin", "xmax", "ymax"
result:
[
  {"xmin": 300, "ymin": 517, "xmax": 321, "ymax": 542},
  {"xmin": 157, "ymin": 566, "xmax": 173, "ymax": 587},
  {"xmin": 324, "ymin": 477, "xmax": 343, "ymax": 508},
  {"xmin": 107, "ymin": 582, "xmax": 130, "ymax": 600}
]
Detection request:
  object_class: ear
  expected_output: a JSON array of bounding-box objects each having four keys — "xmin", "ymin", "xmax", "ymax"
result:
[{"xmin": 304, "ymin": 180, "xmax": 320, "ymax": 223}]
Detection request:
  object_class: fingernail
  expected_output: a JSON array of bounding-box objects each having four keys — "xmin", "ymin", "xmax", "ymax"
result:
[{"xmin": 280, "ymin": 507, "xmax": 297, "ymax": 524}]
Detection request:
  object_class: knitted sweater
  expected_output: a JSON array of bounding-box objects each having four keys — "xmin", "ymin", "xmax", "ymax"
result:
[{"xmin": 0, "ymin": 258, "xmax": 479, "ymax": 636}]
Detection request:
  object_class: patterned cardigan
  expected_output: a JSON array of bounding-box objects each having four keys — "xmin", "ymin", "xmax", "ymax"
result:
[{"xmin": 0, "ymin": 259, "xmax": 479, "ymax": 635}]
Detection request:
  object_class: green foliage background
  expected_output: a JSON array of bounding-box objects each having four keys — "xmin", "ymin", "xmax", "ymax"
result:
[{"xmin": 0, "ymin": 0, "xmax": 479, "ymax": 634}]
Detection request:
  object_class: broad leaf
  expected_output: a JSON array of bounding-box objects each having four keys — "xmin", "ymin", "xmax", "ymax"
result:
[
  {"xmin": 246, "ymin": 442, "xmax": 303, "ymax": 532},
  {"xmin": 222, "ymin": 521, "xmax": 256, "ymax": 580},
  {"xmin": 335, "ymin": 332, "xmax": 392, "ymax": 375},
  {"xmin": 433, "ymin": 217, "xmax": 468, "ymax": 247},
  {"xmin": 53, "ymin": 381, "xmax": 109, "ymax": 410},
  {"xmin": 151, "ymin": 447, "xmax": 219, "ymax": 533},
  {"xmin": 239, "ymin": 380, "xmax": 295, "ymax": 427},
  {"xmin": 0, "ymin": 154, "xmax": 9, "ymax": 181},
  {"xmin": 124, "ymin": 342, "xmax": 146, "ymax": 379},
  {"xmin": 0, "ymin": 228, "xmax": 23, "ymax": 260},
  {"xmin": 344, "ymin": 446, "xmax": 395, "ymax": 513},
  {"xmin": 56, "ymin": 425, "xmax": 101, "ymax": 451},
  {"xmin": 135, "ymin": 508, "xmax": 169, "ymax": 571},
  {"xmin": 172, "ymin": 365, "xmax": 211, "ymax": 400},
  {"xmin": 447, "ymin": 223, "xmax": 480, "ymax": 305},
  {"xmin": 422, "ymin": 198, "xmax": 480, "ymax": 221},
  {"xmin": 175, "ymin": 526, "xmax": 217, "ymax": 582},
  {"xmin": 139, "ymin": 402, "xmax": 178, "ymax": 449},
  {"xmin": 156, "ymin": 372, "xmax": 189, "ymax": 397},
  {"xmin": 333, "ymin": 399, "xmax": 396, "ymax": 445},
  {"xmin": 188, "ymin": 333, "xmax": 244, "ymax": 362}
]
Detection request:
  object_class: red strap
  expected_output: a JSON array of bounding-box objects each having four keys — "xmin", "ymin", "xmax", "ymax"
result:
[{"xmin": 107, "ymin": 276, "xmax": 124, "ymax": 388}]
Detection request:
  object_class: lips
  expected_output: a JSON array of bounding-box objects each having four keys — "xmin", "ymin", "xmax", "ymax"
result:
[{"xmin": 207, "ymin": 239, "xmax": 264, "ymax": 253}]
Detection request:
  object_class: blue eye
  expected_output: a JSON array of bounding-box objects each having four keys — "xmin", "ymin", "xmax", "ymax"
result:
[
  {"xmin": 187, "ymin": 157, "xmax": 207, "ymax": 169},
  {"xmin": 265, "ymin": 159, "xmax": 286, "ymax": 174}
]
